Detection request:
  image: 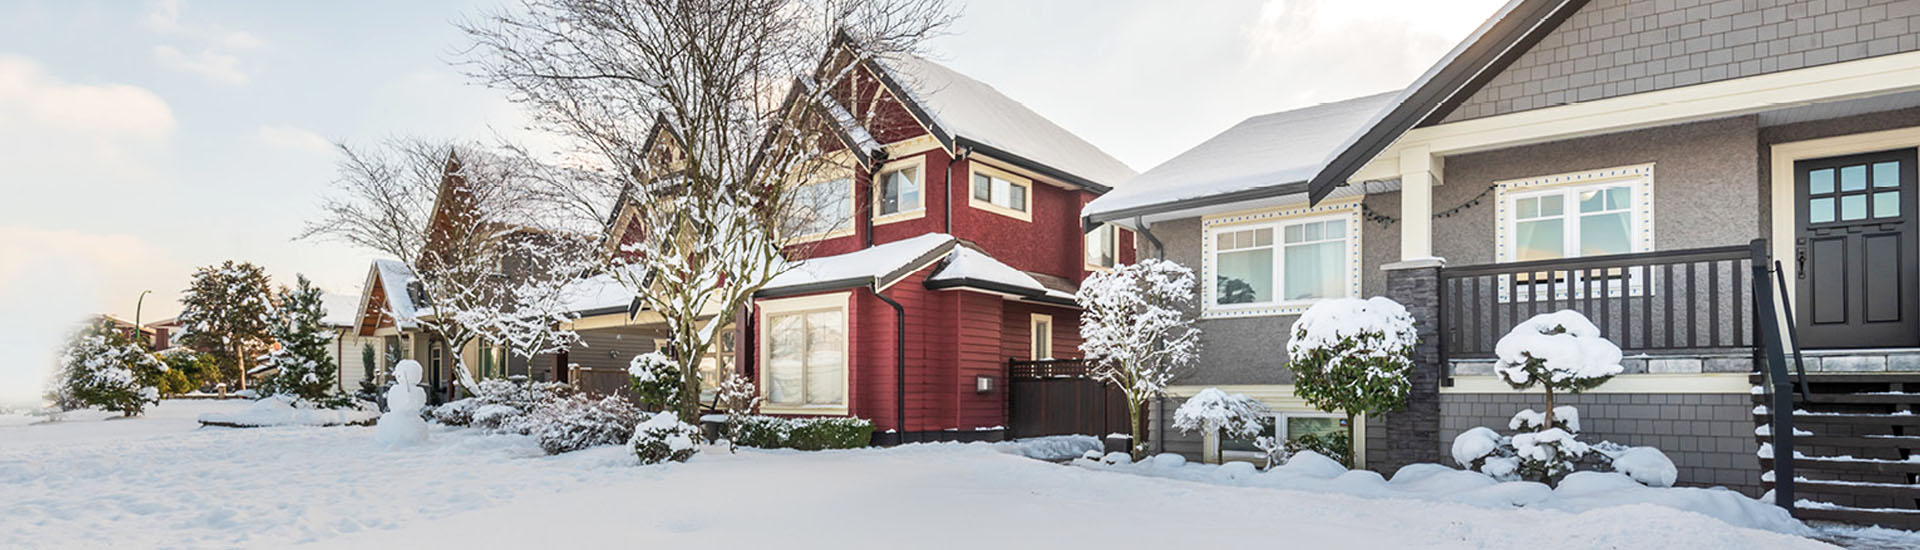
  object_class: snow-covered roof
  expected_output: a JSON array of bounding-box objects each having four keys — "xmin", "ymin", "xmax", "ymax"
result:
[
  {"xmin": 925, "ymin": 246, "xmax": 1050, "ymax": 297},
  {"xmin": 760, "ymin": 233, "xmax": 957, "ymax": 296},
  {"xmin": 875, "ymin": 54, "xmax": 1137, "ymax": 189},
  {"xmin": 1083, "ymin": 92, "xmax": 1398, "ymax": 222},
  {"xmin": 556, "ymin": 272, "xmax": 640, "ymax": 316},
  {"xmin": 369, "ymin": 259, "xmax": 420, "ymax": 328}
]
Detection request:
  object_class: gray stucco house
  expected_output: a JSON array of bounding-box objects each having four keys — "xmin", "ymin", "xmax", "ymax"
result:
[{"xmin": 1086, "ymin": 0, "xmax": 1920, "ymax": 528}]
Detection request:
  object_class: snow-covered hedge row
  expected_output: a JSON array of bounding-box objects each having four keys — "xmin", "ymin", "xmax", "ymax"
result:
[
  {"xmin": 430, "ymin": 379, "xmax": 574, "ymax": 428},
  {"xmin": 730, "ymin": 415, "xmax": 873, "ymax": 450},
  {"xmin": 1074, "ymin": 451, "xmax": 1800, "ymax": 535}
]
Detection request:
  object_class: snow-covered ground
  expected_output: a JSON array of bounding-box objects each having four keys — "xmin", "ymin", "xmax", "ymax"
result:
[{"xmin": 0, "ymin": 400, "xmax": 1878, "ymax": 549}]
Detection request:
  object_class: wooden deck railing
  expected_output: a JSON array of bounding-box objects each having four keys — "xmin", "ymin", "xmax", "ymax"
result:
[{"xmin": 1438, "ymin": 244, "xmax": 1759, "ymax": 360}]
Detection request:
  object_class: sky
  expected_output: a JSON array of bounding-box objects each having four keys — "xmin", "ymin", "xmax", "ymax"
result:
[{"xmin": 0, "ymin": 0, "xmax": 1503, "ymax": 405}]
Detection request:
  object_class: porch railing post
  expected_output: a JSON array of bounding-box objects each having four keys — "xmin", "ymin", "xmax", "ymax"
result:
[{"xmin": 1751, "ymin": 238, "xmax": 1795, "ymax": 510}]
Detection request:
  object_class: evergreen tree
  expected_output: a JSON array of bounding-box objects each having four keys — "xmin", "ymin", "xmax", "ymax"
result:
[
  {"xmin": 358, "ymin": 343, "xmax": 380, "ymax": 397},
  {"xmin": 258, "ymin": 275, "xmax": 350, "ymax": 407},
  {"xmin": 176, "ymin": 261, "xmax": 274, "ymax": 391},
  {"xmin": 57, "ymin": 321, "xmax": 167, "ymax": 416}
]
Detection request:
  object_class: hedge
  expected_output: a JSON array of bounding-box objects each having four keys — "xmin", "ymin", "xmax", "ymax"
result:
[{"xmin": 730, "ymin": 415, "xmax": 872, "ymax": 450}]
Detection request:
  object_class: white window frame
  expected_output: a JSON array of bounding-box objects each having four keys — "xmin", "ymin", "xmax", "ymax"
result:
[
  {"xmin": 873, "ymin": 156, "xmax": 927, "ymax": 224},
  {"xmin": 1085, "ymin": 224, "xmax": 1120, "ymax": 270},
  {"xmin": 1201, "ymin": 206, "xmax": 1361, "ymax": 319},
  {"xmin": 756, "ymin": 292, "xmax": 851, "ymax": 415},
  {"xmin": 789, "ymin": 175, "xmax": 856, "ymax": 243},
  {"xmin": 1493, "ymin": 164, "xmax": 1656, "ymax": 302},
  {"xmin": 968, "ymin": 163, "xmax": 1033, "ymax": 222},
  {"xmin": 1216, "ymin": 411, "xmax": 1350, "ymax": 464},
  {"xmin": 1029, "ymin": 313, "xmax": 1053, "ymax": 360}
]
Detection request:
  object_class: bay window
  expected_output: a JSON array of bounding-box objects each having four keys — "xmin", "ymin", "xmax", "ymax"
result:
[{"xmin": 759, "ymin": 294, "xmax": 849, "ymax": 413}]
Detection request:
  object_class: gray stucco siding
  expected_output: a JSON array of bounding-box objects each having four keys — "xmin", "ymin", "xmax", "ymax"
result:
[
  {"xmin": 1433, "ymin": 116, "xmax": 1764, "ymax": 266},
  {"xmin": 1140, "ymin": 194, "xmax": 1400, "ymax": 387}
]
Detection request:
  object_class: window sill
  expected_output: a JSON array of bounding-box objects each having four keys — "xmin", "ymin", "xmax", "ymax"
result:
[
  {"xmin": 968, "ymin": 199, "xmax": 1032, "ymax": 222},
  {"xmin": 758, "ymin": 405, "xmax": 850, "ymax": 416},
  {"xmin": 873, "ymin": 208, "xmax": 926, "ymax": 226},
  {"xmin": 785, "ymin": 228, "xmax": 855, "ymax": 245}
]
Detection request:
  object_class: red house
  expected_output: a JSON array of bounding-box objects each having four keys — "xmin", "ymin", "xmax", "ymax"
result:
[{"xmin": 606, "ymin": 41, "xmax": 1136, "ymax": 443}]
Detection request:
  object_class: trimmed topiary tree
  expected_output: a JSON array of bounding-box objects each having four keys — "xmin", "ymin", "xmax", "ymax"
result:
[
  {"xmin": 1490, "ymin": 309, "xmax": 1623, "ymax": 483},
  {"xmin": 1285, "ymin": 297, "xmax": 1417, "ymax": 466}
]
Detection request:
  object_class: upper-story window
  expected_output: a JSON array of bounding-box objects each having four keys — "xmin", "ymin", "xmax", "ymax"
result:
[
  {"xmin": 970, "ymin": 164, "xmax": 1031, "ymax": 221},
  {"xmin": 875, "ymin": 158, "xmax": 924, "ymax": 221},
  {"xmin": 791, "ymin": 177, "xmax": 854, "ymax": 240},
  {"xmin": 1085, "ymin": 224, "xmax": 1118, "ymax": 268}
]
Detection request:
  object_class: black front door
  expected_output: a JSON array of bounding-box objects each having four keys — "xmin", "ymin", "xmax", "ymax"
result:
[{"xmin": 1795, "ymin": 148, "xmax": 1919, "ymax": 348}]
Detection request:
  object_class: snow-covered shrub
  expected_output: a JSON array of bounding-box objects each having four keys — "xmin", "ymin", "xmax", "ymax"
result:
[
  {"xmin": 630, "ymin": 412, "xmax": 701, "ymax": 464},
  {"xmin": 1078, "ymin": 258, "xmax": 1201, "ymax": 459},
  {"xmin": 523, "ymin": 394, "xmax": 642, "ymax": 454},
  {"xmin": 1512, "ymin": 428, "xmax": 1589, "ymax": 481},
  {"xmin": 57, "ymin": 322, "xmax": 166, "ymax": 416},
  {"xmin": 1493, "ymin": 310, "xmax": 1621, "ymax": 429},
  {"xmin": 1285, "ymin": 297, "xmax": 1416, "ymax": 464},
  {"xmin": 431, "ymin": 398, "xmax": 481, "ymax": 426},
  {"xmin": 431, "ymin": 378, "xmax": 574, "ymax": 429},
  {"xmin": 728, "ymin": 415, "xmax": 873, "ymax": 450},
  {"xmin": 627, "ymin": 351, "xmax": 680, "ymax": 411},
  {"xmin": 716, "ymin": 371, "xmax": 762, "ymax": 452},
  {"xmin": 255, "ymin": 276, "xmax": 350, "ymax": 408},
  {"xmin": 1601, "ymin": 445, "xmax": 1678, "ymax": 488},
  {"xmin": 1172, "ymin": 388, "xmax": 1269, "ymax": 439}
]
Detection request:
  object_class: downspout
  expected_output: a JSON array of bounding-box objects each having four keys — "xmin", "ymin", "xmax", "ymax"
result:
[
  {"xmin": 871, "ymin": 283, "xmax": 907, "ymax": 444},
  {"xmin": 945, "ymin": 146, "xmax": 971, "ymax": 236},
  {"xmin": 1132, "ymin": 216, "xmax": 1166, "ymax": 260}
]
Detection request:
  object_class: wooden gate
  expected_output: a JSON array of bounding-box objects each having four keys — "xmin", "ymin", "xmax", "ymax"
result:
[{"xmin": 1007, "ymin": 359, "xmax": 1130, "ymax": 439}]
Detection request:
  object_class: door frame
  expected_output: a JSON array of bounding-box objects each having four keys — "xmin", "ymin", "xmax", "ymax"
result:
[{"xmin": 1770, "ymin": 126, "xmax": 1920, "ymax": 347}]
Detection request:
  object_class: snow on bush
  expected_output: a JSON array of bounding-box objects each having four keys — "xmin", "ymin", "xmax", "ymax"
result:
[
  {"xmin": 197, "ymin": 394, "xmax": 379, "ymax": 427},
  {"xmin": 1510, "ymin": 405, "xmax": 1580, "ymax": 433},
  {"xmin": 626, "ymin": 351, "xmax": 680, "ymax": 411},
  {"xmin": 1600, "ymin": 446, "xmax": 1678, "ymax": 488},
  {"xmin": 1073, "ymin": 450, "xmax": 1805, "ymax": 535},
  {"xmin": 730, "ymin": 415, "xmax": 874, "ymax": 450},
  {"xmin": 630, "ymin": 412, "xmax": 701, "ymax": 464},
  {"xmin": 1078, "ymin": 258, "xmax": 1201, "ymax": 458},
  {"xmin": 1512, "ymin": 428, "xmax": 1589, "ymax": 481},
  {"xmin": 57, "ymin": 321, "xmax": 166, "ymax": 416},
  {"xmin": 375, "ymin": 360, "xmax": 430, "ymax": 448},
  {"xmin": 1481, "ymin": 310, "xmax": 1625, "ymax": 484},
  {"xmin": 1171, "ymin": 388, "xmax": 1268, "ymax": 439},
  {"xmin": 431, "ymin": 378, "xmax": 574, "ymax": 429},
  {"xmin": 715, "ymin": 371, "xmax": 761, "ymax": 452},
  {"xmin": 522, "ymin": 394, "xmax": 642, "ymax": 455},
  {"xmin": 1284, "ymin": 296, "xmax": 1416, "ymax": 465}
]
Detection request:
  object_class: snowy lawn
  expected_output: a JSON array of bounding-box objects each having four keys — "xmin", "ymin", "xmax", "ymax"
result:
[{"xmin": 0, "ymin": 400, "xmax": 1861, "ymax": 549}]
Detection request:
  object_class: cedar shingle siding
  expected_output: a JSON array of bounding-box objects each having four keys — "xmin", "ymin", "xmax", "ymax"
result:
[{"xmin": 1440, "ymin": 0, "xmax": 1920, "ymax": 124}]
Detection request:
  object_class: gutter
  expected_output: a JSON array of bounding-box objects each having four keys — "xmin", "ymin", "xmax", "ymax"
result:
[
  {"xmin": 870, "ymin": 283, "xmax": 908, "ymax": 445},
  {"xmin": 1085, "ymin": 181, "xmax": 1311, "ymax": 226},
  {"xmin": 956, "ymin": 138, "xmax": 1113, "ymax": 194},
  {"xmin": 752, "ymin": 276, "xmax": 877, "ymax": 299}
]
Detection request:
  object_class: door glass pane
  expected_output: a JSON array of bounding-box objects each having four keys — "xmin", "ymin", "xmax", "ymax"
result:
[
  {"xmin": 1841, "ymin": 165, "xmax": 1868, "ymax": 191},
  {"xmin": 1810, "ymin": 168, "xmax": 1835, "ymax": 194},
  {"xmin": 1841, "ymin": 194, "xmax": 1868, "ymax": 221},
  {"xmin": 1216, "ymin": 249, "xmax": 1273, "ymax": 304},
  {"xmin": 1810, "ymin": 197, "xmax": 1835, "ymax": 223},
  {"xmin": 803, "ymin": 311, "xmax": 844, "ymax": 405},
  {"xmin": 767, "ymin": 314, "xmax": 805, "ymax": 405},
  {"xmin": 1579, "ymin": 212, "xmax": 1632, "ymax": 256},
  {"xmin": 1514, "ymin": 218, "xmax": 1565, "ymax": 260},
  {"xmin": 1874, "ymin": 162, "xmax": 1901, "ymax": 188},
  {"xmin": 1283, "ymin": 240, "xmax": 1343, "ymax": 301},
  {"xmin": 1875, "ymin": 191, "xmax": 1901, "ymax": 219}
]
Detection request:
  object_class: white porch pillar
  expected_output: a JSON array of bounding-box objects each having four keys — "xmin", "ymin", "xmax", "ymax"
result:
[{"xmin": 1398, "ymin": 145, "xmax": 1439, "ymax": 261}]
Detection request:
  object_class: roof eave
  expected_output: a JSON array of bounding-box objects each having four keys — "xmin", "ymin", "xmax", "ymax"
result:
[
  {"xmin": 958, "ymin": 137, "xmax": 1114, "ymax": 194},
  {"xmin": 1084, "ymin": 180, "xmax": 1311, "ymax": 226}
]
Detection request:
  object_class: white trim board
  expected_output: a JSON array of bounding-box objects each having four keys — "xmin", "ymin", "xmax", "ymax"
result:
[{"xmin": 1443, "ymin": 373, "xmax": 1751, "ymax": 394}]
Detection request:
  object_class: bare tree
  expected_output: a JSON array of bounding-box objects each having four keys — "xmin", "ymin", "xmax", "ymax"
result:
[
  {"xmin": 460, "ymin": 0, "xmax": 954, "ymax": 422},
  {"xmin": 303, "ymin": 138, "xmax": 577, "ymax": 399}
]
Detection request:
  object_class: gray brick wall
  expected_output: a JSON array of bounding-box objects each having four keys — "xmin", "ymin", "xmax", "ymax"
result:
[
  {"xmin": 1380, "ymin": 263, "xmax": 1446, "ymax": 473},
  {"xmin": 1441, "ymin": 0, "xmax": 1920, "ymax": 124},
  {"xmin": 1439, "ymin": 392, "xmax": 1761, "ymax": 495}
]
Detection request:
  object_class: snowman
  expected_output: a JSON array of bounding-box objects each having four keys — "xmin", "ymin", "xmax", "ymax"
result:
[{"xmin": 375, "ymin": 360, "xmax": 429, "ymax": 447}]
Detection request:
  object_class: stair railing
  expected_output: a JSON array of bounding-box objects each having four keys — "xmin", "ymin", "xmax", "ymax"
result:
[
  {"xmin": 1750, "ymin": 239, "xmax": 1796, "ymax": 510},
  {"xmin": 1769, "ymin": 262, "xmax": 1816, "ymax": 402}
]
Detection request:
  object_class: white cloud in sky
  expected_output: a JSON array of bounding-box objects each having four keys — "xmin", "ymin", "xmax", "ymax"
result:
[
  {"xmin": 0, "ymin": 54, "xmax": 176, "ymax": 139},
  {"xmin": 152, "ymin": 45, "xmax": 250, "ymax": 86},
  {"xmin": 142, "ymin": 0, "xmax": 264, "ymax": 85},
  {"xmin": 258, "ymin": 124, "xmax": 334, "ymax": 154}
]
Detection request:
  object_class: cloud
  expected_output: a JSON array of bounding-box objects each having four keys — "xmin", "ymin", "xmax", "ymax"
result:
[
  {"xmin": 0, "ymin": 227, "xmax": 184, "ymax": 408},
  {"xmin": 257, "ymin": 124, "xmax": 333, "ymax": 153},
  {"xmin": 0, "ymin": 55, "xmax": 176, "ymax": 138},
  {"xmin": 142, "ymin": 0, "xmax": 264, "ymax": 85},
  {"xmin": 152, "ymin": 45, "xmax": 249, "ymax": 86}
]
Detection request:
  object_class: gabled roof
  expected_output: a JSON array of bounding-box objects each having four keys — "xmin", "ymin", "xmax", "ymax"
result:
[
  {"xmin": 1083, "ymin": 93, "xmax": 1399, "ymax": 224},
  {"xmin": 924, "ymin": 246, "xmax": 1073, "ymax": 305},
  {"xmin": 868, "ymin": 53, "xmax": 1136, "ymax": 192},
  {"xmin": 319, "ymin": 292, "xmax": 361, "ymax": 328},
  {"xmin": 1305, "ymin": 0, "xmax": 1587, "ymax": 203},
  {"xmin": 358, "ymin": 259, "xmax": 421, "ymax": 331}
]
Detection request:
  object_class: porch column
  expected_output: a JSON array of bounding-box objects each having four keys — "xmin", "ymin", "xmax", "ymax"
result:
[
  {"xmin": 1378, "ymin": 258, "xmax": 1445, "ymax": 474},
  {"xmin": 1399, "ymin": 145, "xmax": 1438, "ymax": 260}
]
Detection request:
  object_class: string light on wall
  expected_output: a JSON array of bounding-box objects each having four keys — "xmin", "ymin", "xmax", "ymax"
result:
[{"xmin": 1353, "ymin": 180, "xmax": 1500, "ymax": 227}]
